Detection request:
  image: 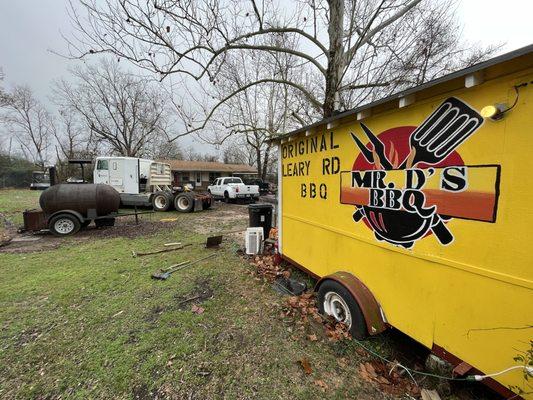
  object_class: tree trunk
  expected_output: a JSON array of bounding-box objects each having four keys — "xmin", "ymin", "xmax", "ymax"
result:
[
  {"xmin": 323, "ymin": 0, "xmax": 344, "ymax": 118},
  {"xmin": 256, "ymin": 147, "xmax": 262, "ymax": 178},
  {"xmin": 262, "ymin": 142, "xmax": 271, "ymax": 181}
]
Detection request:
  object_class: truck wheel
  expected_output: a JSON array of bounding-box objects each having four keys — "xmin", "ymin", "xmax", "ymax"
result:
[
  {"xmin": 224, "ymin": 191, "xmax": 230, "ymax": 203},
  {"xmin": 152, "ymin": 191, "xmax": 171, "ymax": 212},
  {"xmin": 174, "ymin": 193, "xmax": 194, "ymax": 213},
  {"xmin": 49, "ymin": 213, "xmax": 81, "ymax": 236},
  {"xmin": 95, "ymin": 218, "xmax": 115, "ymax": 227},
  {"xmin": 202, "ymin": 198, "xmax": 212, "ymax": 210},
  {"xmin": 317, "ymin": 280, "xmax": 368, "ymax": 340}
]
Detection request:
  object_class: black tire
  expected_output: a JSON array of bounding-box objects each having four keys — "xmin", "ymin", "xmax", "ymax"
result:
[
  {"xmin": 174, "ymin": 193, "xmax": 195, "ymax": 213},
  {"xmin": 49, "ymin": 213, "xmax": 81, "ymax": 236},
  {"xmin": 152, "ymin": 191, "xmax": 171, "ymax": 212},
  {"xmin": 95, "ymin": 218, "xmax": 115, "ymax": 228},
  {"xmin": 317, "ymin": 280, "xmax": 368, "ymax": 340},
  {"xmin": 224, "ymin": 191, "xmax": 230, "ymax": 203},
  {"xmin": 202, "ymin": 198, "xmax": 212, "ymax": 210}
]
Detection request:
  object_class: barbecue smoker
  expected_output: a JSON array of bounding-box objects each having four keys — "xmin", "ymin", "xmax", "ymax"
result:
[{"xmin": 23, "ymin": 183, "xmax": 122, "ymax": 236}]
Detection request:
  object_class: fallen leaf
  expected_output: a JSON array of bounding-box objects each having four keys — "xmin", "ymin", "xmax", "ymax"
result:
[
  {"xmin": 191, "ymin": 304, "xmax": 205, "ymax": 314},
  {"xmin": 299, "ymin": 357, "xmax": 313, "ymax": 374},
  {"xmin": 314, "ymin": 379, "xmax": 328, "ymax": 390},
  {"xmin": 307, "ymin": 334, "xmax": 318, "ymax": 342},
  {"xmin": 337, "ymin": 357, "xmax": 348, "ymax": 368}
]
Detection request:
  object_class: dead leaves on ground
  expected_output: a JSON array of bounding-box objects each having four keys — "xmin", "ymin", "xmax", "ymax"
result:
[
  {"xmin": 313, "ymin": 379, "xmax": 328, "ymax": 391},
  {"xmin": 359, "ymin": 360, "xmax": 420, "ymax": 397},
  {"xmin": 191, "ymin": 304, "xmax": 205, "ymax": 314},
  {"xmin": 299, "ymin": 357, "xmax": 313, "ymax": 374},
  {"xmin": 283, "ymin": 292, "xmax": 351, "ymax": 342},
  {"xmin": 248, "ymin": 255, "xmax": 425, "ymax": 397},
  {"xmin": 249, "ymin": 254, "xmax": 289, "ymax": 282}
]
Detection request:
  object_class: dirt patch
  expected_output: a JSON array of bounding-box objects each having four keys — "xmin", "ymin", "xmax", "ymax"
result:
[
  {"xmin": 0, "ymin": 202, "xmax": 249, "ymax": 254},
  {"xmin": 189, "ymin": 202, "xmax": 248, "ymax": 235},
  {"xmin": 0, "ymin": 218, "xmax": 178, "ymax": 254},
  {"xmin": 174, "ymin": 278, "xmax": 214, "ymax": 310}
]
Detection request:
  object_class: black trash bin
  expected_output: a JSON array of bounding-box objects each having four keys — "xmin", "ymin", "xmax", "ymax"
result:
[{"xmin": 248, "ymin": 203, "xmax": 273, "ymax": 238}]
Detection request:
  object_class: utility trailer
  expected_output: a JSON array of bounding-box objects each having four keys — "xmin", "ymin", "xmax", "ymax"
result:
[
  {"xmin": 93, "ymin": 156, "xmax": 212, "ymax": 212},
  {"xmin": 272, "ymin": 45, "xmax": 533, "ymax": 398}
]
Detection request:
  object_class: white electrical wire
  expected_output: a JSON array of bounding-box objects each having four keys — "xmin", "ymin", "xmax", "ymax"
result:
[{"xmin": 469, "ymin": 365, "xmax": 533, "ymax": 381}]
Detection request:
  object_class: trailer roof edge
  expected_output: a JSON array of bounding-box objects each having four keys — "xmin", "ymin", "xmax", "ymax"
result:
[{"xmin": 270, "ymin": 43, "xmax": 533, "ymax": 143}]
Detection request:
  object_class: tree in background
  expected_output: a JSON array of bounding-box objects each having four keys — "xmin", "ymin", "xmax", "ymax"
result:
[
  {"xmin": 68, "ymin": 0, "xmax": 497, "ymax": 138},
  {"xmin": 0, "ymin": 86, "xmax": 53, "ymax": 168},
  {"xmin": 54, "ymin": 59, "xmax": 174, "ymax": 158},
  {"xmin": 52, "ymin": 109, "xmax": 98, "ymax": 162},
  {"xmin": 0, "ymin": 67, "xmax": 10, "ymax": 107},
  {"xmin": 207, "ymin": 35, "xmax": 300, "ymax": 179}
]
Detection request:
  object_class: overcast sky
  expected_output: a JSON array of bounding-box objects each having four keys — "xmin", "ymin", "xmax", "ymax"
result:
[{"xmin": 1, "ymin": 0, "xmax": 532, "ymax": 152}]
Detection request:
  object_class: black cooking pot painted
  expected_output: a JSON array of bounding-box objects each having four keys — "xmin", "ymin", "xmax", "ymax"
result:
[{"xmin": 361, "ymin": 206, "xmax": 433, "ymax": 248}]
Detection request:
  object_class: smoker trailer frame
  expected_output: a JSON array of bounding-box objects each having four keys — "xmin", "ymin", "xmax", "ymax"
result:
[{"xmin": 273, "ymin": 45, "xmax": 533, "ymax": 398}]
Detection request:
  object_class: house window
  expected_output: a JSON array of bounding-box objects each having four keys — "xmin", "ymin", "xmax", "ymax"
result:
[
  {"xmin": 112, "ymin": 162, "xmax": 117, "ymax": 170},
  {"xmin": 196, "ymin": 173, "xmax": 202, "ymax": 184},
  {"xmin": 209, "ymin": 172, "xmax": 220, "ymax": 182}
]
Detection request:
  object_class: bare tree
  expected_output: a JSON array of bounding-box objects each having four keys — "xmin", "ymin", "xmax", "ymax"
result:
[
  {"xmin": 68, "ymin": 0, "xmax": 496, "ymax": 139},
  {"xmin": 0, "ymin": 86, "xmax": 53, "ymax": 168},
  {"xmin": 54, "ymin": 59, "xmax": 172, "ymax": 157},
  {"xmin": 182, "ymin": 145, "xmax": 219, "ymax": 162},
  {"xmin": 52, "ymin": 109, "xmax": 98, "ymax": 161},
  {"xmin": 208, "ymin": 36, "xmax": 299, "ymax": 179},
  {"xmin": 0, "ymin": 67, "xmax": 10, "ymax": 107}
]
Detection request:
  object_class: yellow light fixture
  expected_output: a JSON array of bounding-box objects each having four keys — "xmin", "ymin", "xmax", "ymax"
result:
[{"xmin": 481, "ymin": 104, "xmax": 505, "ymax": 120}]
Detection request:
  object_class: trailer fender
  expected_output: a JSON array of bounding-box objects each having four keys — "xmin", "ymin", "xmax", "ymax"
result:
[
  {"xmin": 316, "ymin": 271, "xmax": 387, "ymax": 335},
  {"xmin": 47, "ymin": 209, "xmax": 85, "ymax": 223}
]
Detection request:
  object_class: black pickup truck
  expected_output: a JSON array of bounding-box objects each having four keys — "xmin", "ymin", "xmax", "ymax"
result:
[{"xmin": 243, "ymin": 178, "xmax": 270, "ymax": 194}]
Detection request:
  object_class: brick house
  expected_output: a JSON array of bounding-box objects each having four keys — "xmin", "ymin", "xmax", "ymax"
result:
[{"xmin": 160, "ymin": 160, "xmax": 256, "ymax": 189}]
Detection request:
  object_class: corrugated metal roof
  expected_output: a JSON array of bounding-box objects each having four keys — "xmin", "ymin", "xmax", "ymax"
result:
[
  {"xmin": 160, "ymin": 159, "xmax": 256, "ymax": 173},
  {"xmin": 272, "ymin": 43, "xmax": 533, "ymax": 141}
]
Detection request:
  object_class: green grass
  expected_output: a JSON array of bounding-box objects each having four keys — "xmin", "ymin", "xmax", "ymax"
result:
[
  {"xmin": 0, "ymin": 189, "xmax": 495, "ymax": 399},
  {"xmin": 0, "ymin": 224, "xmax": 388, "ymax": 399},
  {"xmin": 0, "ymin": 189, "xmax": 41, "ymax": 229}
]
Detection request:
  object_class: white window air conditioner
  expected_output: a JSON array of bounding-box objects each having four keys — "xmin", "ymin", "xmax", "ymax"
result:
[{"xmin": 245, "ymin": 227, "xmax": 264, "ymax": 255}]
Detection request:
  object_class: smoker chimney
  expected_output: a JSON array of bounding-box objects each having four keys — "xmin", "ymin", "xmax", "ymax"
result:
[{"xmin": 49, "ymin": 166, "xmax": 57, "ymax": 186}]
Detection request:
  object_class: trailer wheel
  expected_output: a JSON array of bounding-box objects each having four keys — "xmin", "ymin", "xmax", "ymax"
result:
[
  {"xmin": 174, "ymin": 193, "xmax": 194, "ymax": 213},
  {"xmin": 152, "ymin": 191, "xmax": 171, "ymax": 212},
  {"xmin": 49, "ymin": 213, "xmax": 81, "ymax": 236},
  {"xmin": 317, "ymin": 280, "xmax": 368, "ymax": 340}
]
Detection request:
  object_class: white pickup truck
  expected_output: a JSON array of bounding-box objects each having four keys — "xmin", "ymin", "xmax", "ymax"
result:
[{"xmin": 207, "ymin": 177, "xmax": 260, "ymax": 202}]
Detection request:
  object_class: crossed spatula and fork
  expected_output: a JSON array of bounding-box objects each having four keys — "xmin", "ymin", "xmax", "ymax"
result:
[{"xmin": 349, "ymin": 97, "xmax": 484, "ymax": 245}]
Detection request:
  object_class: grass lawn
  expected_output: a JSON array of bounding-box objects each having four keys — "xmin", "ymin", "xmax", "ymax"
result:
[
  {"xmin": 0, "ymin": 189, "xmax": 41, "ymax": 231},
  {"xmin": 0, "ymin": 189, "xmax": 497, "ymax": 399}
]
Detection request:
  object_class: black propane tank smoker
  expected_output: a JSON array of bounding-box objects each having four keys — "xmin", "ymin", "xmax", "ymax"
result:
[{"xmin": 22, "ymin": 163, "xmax": 150, "ymax": 236}]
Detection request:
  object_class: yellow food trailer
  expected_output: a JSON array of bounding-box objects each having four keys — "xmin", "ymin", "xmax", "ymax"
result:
[{"xmin": 274, "ymin": 45, "xmax": 533, "ymax": 398}]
